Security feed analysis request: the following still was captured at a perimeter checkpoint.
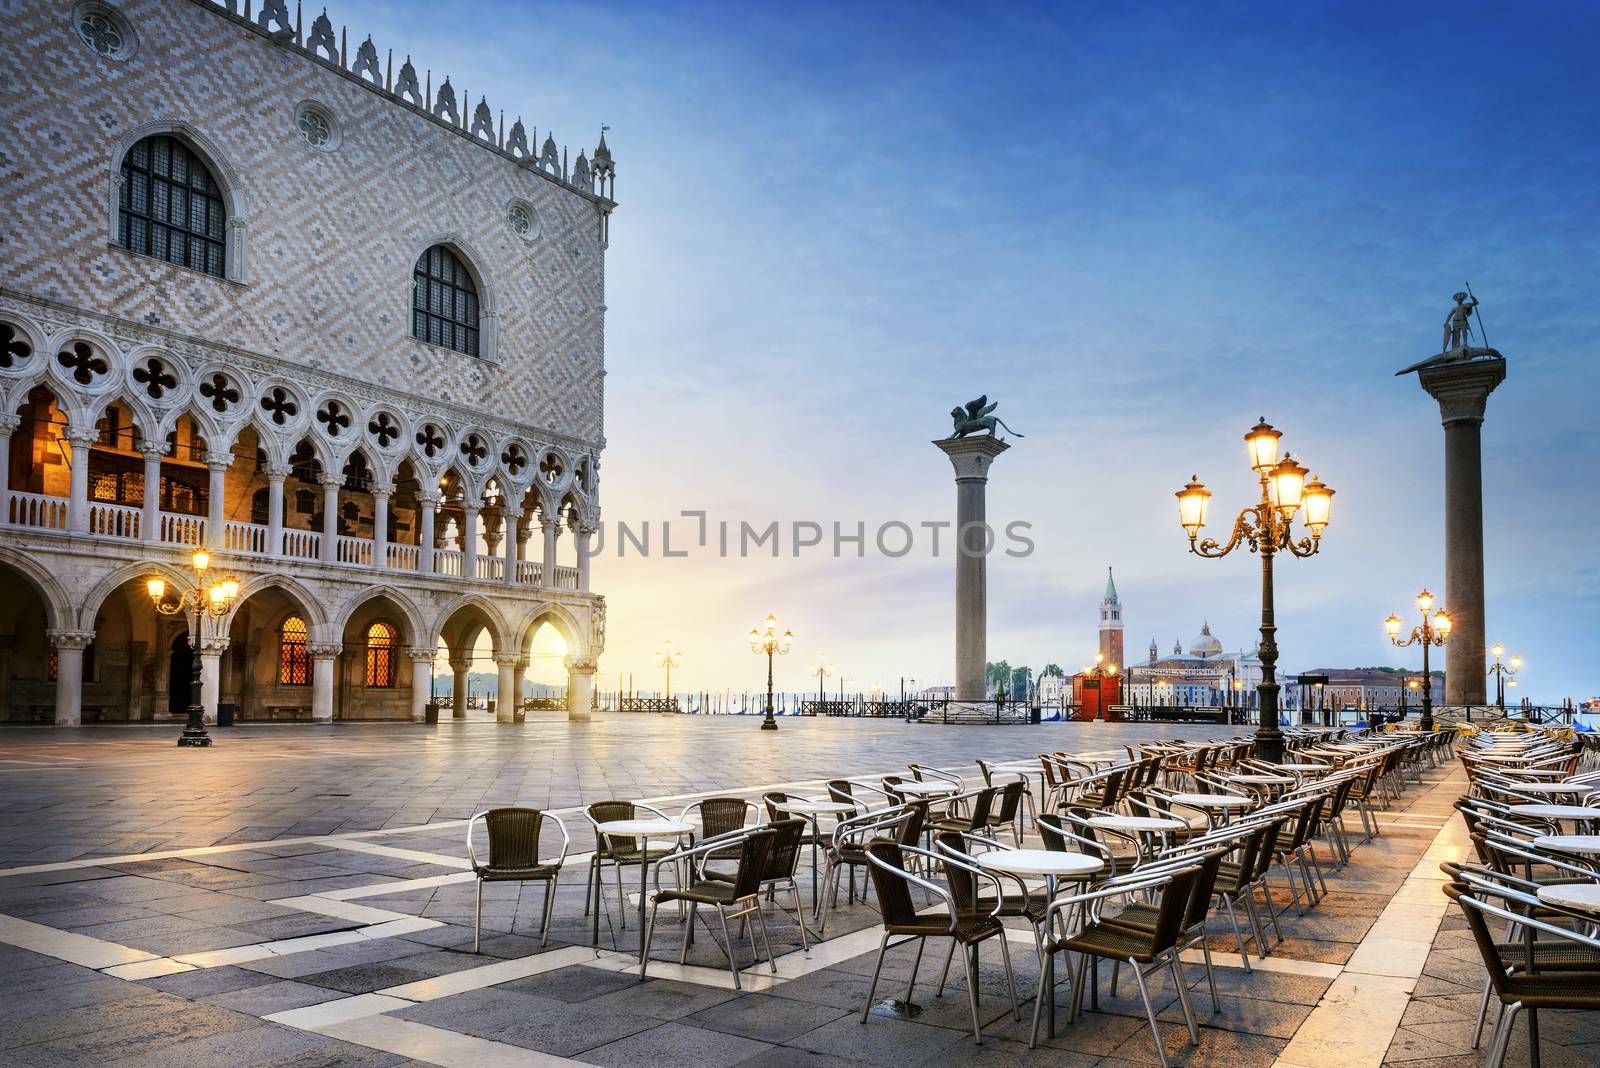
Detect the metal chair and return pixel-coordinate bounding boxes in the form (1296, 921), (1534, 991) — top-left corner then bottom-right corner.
(860, 840), (1018, 1045)
(640, 827), (778, 990)
(466, 807), (569, 952)
(583, 799), (677, 929)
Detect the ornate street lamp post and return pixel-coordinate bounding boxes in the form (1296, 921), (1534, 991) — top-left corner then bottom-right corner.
(146, 549), (239, 748)
(654, 641), (682, 712)
(749, 614), (792, 731)
(811, 652), (834, 706)
(1487, 643), (1522, 713)
(1177, 418), (1335, 762)
(1385, 590), (1452, 732)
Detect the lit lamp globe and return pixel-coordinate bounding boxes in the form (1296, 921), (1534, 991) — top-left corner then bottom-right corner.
(1510, 656), (1522, 670)
(146, 577), (166, 603)
(1176, 476), (1211, 540)
(192, 549), (210, 574)
(1433, 611), (1452, 638)
(1245, 418), (1282, 473)
(1269, 454), (1308, 514)
(1384, 614), (1403, 638)
(1302, 476), (1334, 537)
(1416, 589), (1434, 613)
(1492, 643), (1504, 659)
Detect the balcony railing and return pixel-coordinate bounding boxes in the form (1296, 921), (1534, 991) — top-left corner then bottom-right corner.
(1, 493), (588, 592)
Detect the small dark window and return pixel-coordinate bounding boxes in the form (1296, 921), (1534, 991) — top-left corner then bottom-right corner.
(118, 135), (227, 277)
(412, 245), (480, 357)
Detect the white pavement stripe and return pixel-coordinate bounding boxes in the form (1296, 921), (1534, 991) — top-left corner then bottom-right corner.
(378, 946), (593, 1002)
(0, 912), (160, 969)
(316, 1015), (587, 1068)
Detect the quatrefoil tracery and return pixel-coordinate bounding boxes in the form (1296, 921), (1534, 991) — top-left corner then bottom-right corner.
(57, 341), (109, 385)
(132, 357), (177, 399)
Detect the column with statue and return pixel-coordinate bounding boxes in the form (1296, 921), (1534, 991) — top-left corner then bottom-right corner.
(933, 397), (1021, 705)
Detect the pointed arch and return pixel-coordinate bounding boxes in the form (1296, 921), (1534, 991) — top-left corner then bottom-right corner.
(331, 585), (427, 645)
(221, 573), (327, 635)
(517, 601), (588, 660)
(431, 592), (510, 654)
(109, 120), (249, 282)
(0, 545), (74, 632)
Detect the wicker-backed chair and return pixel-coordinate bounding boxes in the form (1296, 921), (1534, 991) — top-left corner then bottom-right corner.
(818, 801), (928, 934)
(640, 828), (777, 990)
(681, 797), (753, 865)
(861, 840), (1017, 1044)
(1446, 881), (1600, 1068)
(584, 800), (678, 929)
(1030, 865), (1206, 1067)
(706, 817), (811, 950)
(466, 807), (569, 951)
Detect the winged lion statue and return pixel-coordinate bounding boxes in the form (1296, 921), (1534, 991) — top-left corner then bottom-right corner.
(949, 396), (1023, 439)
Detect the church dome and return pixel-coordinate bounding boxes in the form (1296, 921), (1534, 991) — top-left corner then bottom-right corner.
(1189, 621), (1223, 658)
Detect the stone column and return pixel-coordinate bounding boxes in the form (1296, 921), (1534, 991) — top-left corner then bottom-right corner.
(0, 415), (20, 523)
(417, 491), (439, 574)
(932, 436), (1010, 701)
(264, 463), (289, 556)
(1418, 357), (1506, 706)
(198, 635), (228, 724)
(407, 648), (433, 721)
(576, 526), (594, 592)
(64, 428), (95, 533)
(205, 451), (230, 549)
(371, 483), (392, 570)
(449, 656), (470, 718)
(309, 642), (341, 721)
(541, 519), (559, 586)
(494, 653), (519, 723)
(47, 630), (94, 726)
(140, 443), (166, 543)
(462, 503), (480, 579)
(502, 508), (521, 584)
(319, 475), (341, 563)
(565, 655), (597, 722)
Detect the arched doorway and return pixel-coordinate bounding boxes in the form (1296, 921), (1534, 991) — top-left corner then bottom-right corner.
(0, 560), (54, 722)
(167, 632), (193, 718)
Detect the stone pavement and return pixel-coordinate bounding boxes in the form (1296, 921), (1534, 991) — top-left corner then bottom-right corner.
(0, 716), (1525, 1068)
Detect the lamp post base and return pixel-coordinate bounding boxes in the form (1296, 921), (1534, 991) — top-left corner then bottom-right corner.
(178, 704), (212, 747)
(760, 718), (778, 731)
(1251, 728), (1284, 764)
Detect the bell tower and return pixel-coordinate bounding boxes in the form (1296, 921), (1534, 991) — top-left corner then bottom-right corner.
(1098, 567), (1124, 668)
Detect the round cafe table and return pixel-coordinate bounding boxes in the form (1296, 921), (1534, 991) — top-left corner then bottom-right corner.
(1508, 804), (1600, 829)
(593, 817), (694, 946)
(1507, 782), (1594, 798)
(1086, 814), (1186, 861)
(774, 798), (855, 914)
(895, 780), (960, 797)
(1172, 792), (1254, 826)
(1275, 763), (1332, 774)
(1532, 835), (1600, 856)
(977, 849), (1105, 1038)
(1499, 769), (1566, 779)
(1536, 883), (1600, 913)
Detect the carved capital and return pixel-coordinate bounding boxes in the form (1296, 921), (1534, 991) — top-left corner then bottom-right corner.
(564, 655), (599, 675)
(62, 427), (98, 448)
(405, 647), (435, 663)
(204, 451), (233, 470)
(46, 630), (95, 650)
(447, 658), (471, 672)
(370, 482), (395, 499)
(416, 491), (443, 508)
(139, 441), (169, 462)
(493, 653), (522, 668)
(306, 642), (344, 660)
(1418, 358), (1507, 428)
(264, 462), (292, 480)
(319, 474), (343, 489)
(198, 636), (231, 655)
(0, 415), (21, 435)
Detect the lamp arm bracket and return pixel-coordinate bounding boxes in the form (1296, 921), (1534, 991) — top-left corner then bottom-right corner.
(1192, 507), (1258, 558)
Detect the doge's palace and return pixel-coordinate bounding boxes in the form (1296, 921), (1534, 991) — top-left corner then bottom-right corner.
(0, 0), (615, 725)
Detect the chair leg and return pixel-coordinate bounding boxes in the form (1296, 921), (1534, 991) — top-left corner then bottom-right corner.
(1220, 894), (1252, 971)
(539, 875), (557, 947)
(1130, 957), (1171, 1068)
(754, 899), (777, 973)
(680, 902), (696, 964)
(937, 940), (957, 998)
(789, 882), (811, 952)
(473, 878), (483, 954)
(1240, 892), (1269, 960)
(1028, 947), (1052, 1048)
(639, 900), (660, 979)
(1169, 953), (1199, 1045)
(717, 907), (742, 990)
(584, 856), (594, 916)
(904, 936), (926, 1005)
(996, 933), (1019, 1022)
(1198, 928), (1220, 1013)
(1471, 976), (1493, 1048)
(1257, 877), (1285, 943)
(861, 933), (891, 1024)
(1488, 1002), (1520, 1068)
(614, 860), (628, 930)
(1526, 1005), (1540, 1068)
(961, 941), (983, 1044)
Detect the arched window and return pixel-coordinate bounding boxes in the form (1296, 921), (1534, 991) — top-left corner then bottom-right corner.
(118, 135), (227, 277)
(279, 615), (310, 686)
(412, 246), (480, 356)
(364, 621), (397, 687)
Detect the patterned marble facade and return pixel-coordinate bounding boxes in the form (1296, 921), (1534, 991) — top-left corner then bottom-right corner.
(0, 0), (615, 725)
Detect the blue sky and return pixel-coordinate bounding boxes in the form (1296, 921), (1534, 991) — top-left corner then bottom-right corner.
(343, 1), (1600, 701)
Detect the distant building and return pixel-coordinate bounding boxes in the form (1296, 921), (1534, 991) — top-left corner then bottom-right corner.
(1297, 669), (1445, 712)
(1098, 567), (1124, 668)
(1125, 624), (1262, 709)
